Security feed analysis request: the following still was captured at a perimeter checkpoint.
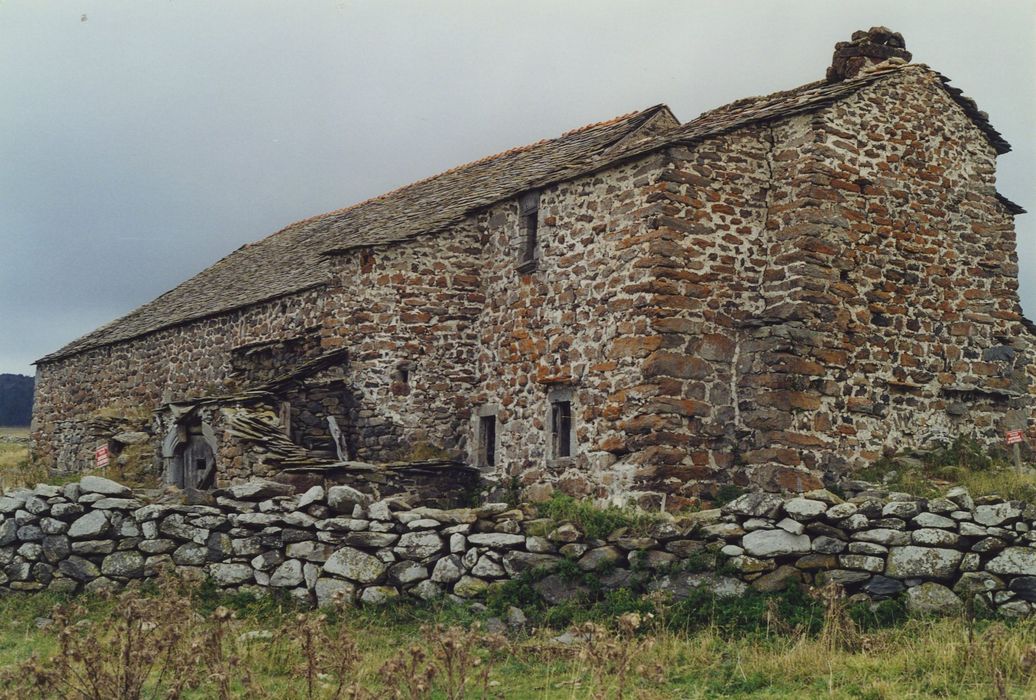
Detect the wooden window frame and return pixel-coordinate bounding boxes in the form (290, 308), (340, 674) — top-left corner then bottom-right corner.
(517, 191), (540, 273)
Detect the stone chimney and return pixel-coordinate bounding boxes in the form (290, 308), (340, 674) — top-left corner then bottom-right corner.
(827, 27), (912, 82)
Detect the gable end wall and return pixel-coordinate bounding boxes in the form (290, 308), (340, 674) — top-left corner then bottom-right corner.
(738, 68), (1035, 487)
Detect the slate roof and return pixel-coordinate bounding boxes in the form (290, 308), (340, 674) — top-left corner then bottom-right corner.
(41, 106), (674, 362)
(41, 63), (1014, 363)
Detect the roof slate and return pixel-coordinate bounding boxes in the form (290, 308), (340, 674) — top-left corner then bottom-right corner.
(40, 64), (1014, 363)
(41, 106), (672, 362)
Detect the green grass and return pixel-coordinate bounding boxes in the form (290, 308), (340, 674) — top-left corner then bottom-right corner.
(1, 584), (1035, 698)
(859, 436), (1036, 501)
(535, 492), (663, 539)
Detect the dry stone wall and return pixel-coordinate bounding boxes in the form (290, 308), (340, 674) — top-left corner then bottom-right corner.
(4, 476), (1036, 618)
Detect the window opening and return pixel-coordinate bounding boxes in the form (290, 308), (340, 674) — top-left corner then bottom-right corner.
(551, 400), (572, 458)
(479, 415), (497, 467)
(279, 401), (292, 439)
(517, 191), (539, 272)
(359, 249), (375, 273)
(390, 364), (412, 396)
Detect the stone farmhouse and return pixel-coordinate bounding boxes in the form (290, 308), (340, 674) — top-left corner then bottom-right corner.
(31, 29), (1033, 510)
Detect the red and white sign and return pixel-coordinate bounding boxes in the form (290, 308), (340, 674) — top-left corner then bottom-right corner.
(95, 445), (111, 468)
(1005, 430), (1025, 446)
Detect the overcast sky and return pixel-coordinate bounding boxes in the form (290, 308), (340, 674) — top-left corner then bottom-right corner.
(1, 0), (1033, 377)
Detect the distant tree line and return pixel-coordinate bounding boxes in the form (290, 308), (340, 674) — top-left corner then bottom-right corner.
(0, 374), (34, 426)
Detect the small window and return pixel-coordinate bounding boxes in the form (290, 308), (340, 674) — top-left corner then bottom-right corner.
(390, 365), (412, 396)
(517, 191), (539, 272)
(359, 249), (375, 273)
(478, 415), (497, 468)
(551, 399), (572, 459)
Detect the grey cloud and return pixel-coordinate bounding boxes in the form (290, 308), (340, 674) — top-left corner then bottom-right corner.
(0, 0), (1032, 376)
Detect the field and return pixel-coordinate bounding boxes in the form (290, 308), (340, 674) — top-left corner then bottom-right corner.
(0, 426), (41, 489)
(1, 436), (1035, 697)
(0, 579), (1033, 699)
(0, 426), (28, 469)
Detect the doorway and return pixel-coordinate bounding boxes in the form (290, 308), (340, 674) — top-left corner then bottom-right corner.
(171, 427), (215, 490)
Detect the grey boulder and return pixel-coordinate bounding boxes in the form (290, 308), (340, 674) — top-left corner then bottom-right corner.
(742, 529), (811, 558)
(79, 476), (132, 497)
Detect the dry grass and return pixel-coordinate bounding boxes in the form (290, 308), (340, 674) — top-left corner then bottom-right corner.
(860, 437), (1036, 503)
(0, 429), (161, 492)
(0, 578), (1034, 699)
(0, 424), (36, 484)
(0, 427), (43, 488)
(105, 442), (162, 490)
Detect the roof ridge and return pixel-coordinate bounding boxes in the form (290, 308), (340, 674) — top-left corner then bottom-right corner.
(560, 104), (667, 137)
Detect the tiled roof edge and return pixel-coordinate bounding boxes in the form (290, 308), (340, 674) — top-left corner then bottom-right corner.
(934, 70), (1012, 155)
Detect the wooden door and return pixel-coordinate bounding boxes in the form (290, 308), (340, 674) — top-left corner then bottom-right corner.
(177, 435), (215, 490)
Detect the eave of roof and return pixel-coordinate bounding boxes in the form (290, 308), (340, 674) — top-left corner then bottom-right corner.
(934, 72), (1011, 155)
(996, 193), (1027, 216)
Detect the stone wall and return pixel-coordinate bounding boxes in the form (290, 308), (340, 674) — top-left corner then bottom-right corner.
(619, 124), (787, 505)
(611, 67), (1035, 504)
(321, 223), (485, 462)
(4, 476), (1036, 618)
(469, 153), (673, 503)
(32, 288), (329, 473)
(739, 68), (1035, 482)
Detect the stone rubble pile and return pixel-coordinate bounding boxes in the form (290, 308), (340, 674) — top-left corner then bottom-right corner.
(1, 476), (1036, 617)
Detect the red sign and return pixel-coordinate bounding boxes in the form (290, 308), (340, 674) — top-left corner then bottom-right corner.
(1005, 430), (1025, 446)
(95, 445), (111, 468)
